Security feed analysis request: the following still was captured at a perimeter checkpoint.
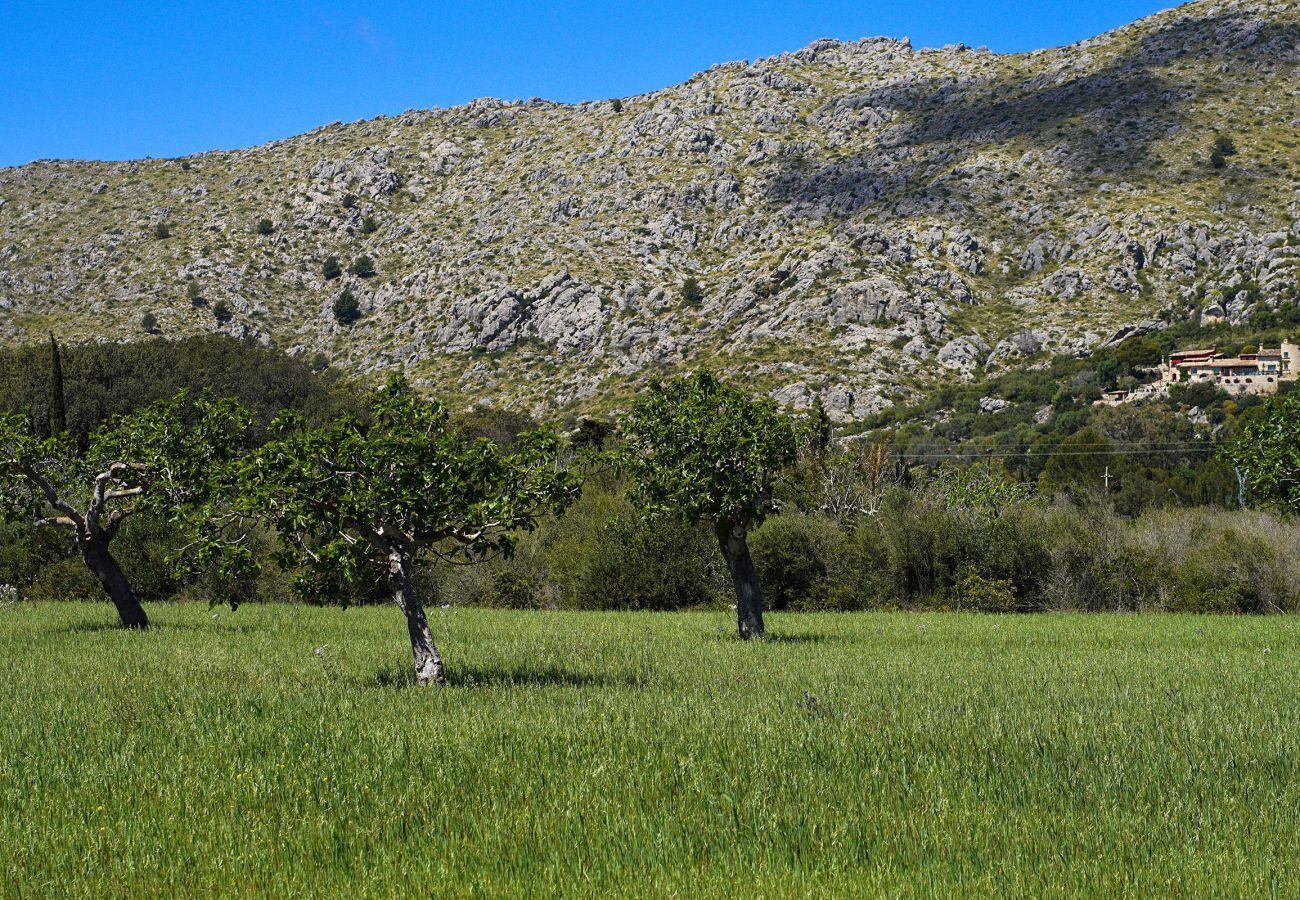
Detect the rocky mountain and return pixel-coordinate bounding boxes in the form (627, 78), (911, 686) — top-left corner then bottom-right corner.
(1, 0), (1298, 420)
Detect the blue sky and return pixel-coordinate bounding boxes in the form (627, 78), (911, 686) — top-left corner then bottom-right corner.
(0, 1), (1175, 166)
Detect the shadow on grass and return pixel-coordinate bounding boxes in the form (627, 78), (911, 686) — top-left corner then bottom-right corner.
(50, 618), (262, 636)
(704, 630), (842, 645)
(372, 661), (647, 690)
(760, 633), (843, 645)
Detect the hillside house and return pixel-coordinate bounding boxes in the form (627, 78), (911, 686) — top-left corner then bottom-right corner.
(1095, 341), (1299, 406)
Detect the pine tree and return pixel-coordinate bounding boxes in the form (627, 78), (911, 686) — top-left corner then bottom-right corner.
(333, 288), (361, 325)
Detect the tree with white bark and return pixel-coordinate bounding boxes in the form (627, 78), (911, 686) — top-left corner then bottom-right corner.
(226, 375), (576, 685)
(620, 370), (800, 639)
(0, 392), (252, 628)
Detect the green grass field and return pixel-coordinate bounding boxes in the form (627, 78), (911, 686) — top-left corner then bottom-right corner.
(1, 603), (1298, 898)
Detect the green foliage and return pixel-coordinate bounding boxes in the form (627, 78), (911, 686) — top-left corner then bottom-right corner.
(611, 98), (623, 113)
(680, 276), (704, 307)
(341, 193), (357, 210)
(0, 392), (250, 552)
(321, 256), (342, 280)
(621, 370), (799, 532)
(255, 218), (275, 236)
(1210, 133), (1238, 170)
(453, 405), (539, 448)
(332, 288), (361, 326)
(954, 573), (1017, 612)
(349, 255), (376, 278)
(230, 375), (577, 602)
(185, 280), (205, 305)
(571, 417), (615, 452)
(152, 222), (170, 240)
(47, 333), (66, 438)
(212, 300), (233, 323)
(0, 334), (356, 447)
(360, 215), (378, 235)
(569, 510), (723, 610)
(140, 312), (159, 334)
(749, 512), (838, 610)
(1225, 391), (1300, 515)
(936, 462), (1033, 515)
(1038, 427), (1111, 502)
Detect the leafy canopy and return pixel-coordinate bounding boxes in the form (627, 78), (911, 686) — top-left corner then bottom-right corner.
(1224, 391), (1300, 515)
(620, 370), (799, 530)
(0, 391), (251, 533)
(233, 375), (576, 599)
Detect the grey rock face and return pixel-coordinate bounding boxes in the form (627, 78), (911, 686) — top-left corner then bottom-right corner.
(1, 0), (1298, 423)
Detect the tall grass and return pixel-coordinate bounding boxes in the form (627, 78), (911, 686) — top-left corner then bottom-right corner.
(2, 603), (1298, 896)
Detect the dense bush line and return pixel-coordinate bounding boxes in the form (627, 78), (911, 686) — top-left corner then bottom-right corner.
(2, 334), (1297, 619)
(419, 479), (1300, 615)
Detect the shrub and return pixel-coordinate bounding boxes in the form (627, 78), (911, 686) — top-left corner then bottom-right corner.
(186, 280), (205, 306)
(341, 193), (358, 210)
(212, 300), (232, 323)
(611, 98), (623, 113)
(361, 215), (378, 235)
(322, 256), (342, 280)
(749, 512), (840, 610)
(141, 312), (159, 334)
(255, 218), (275, 236)
(954, 573), (1017, 612)
(332, 289), (361, 325)
(152, 222), (171, 239)
(680, 276), (704, 306)
(569, 511), (724, 611)
(349, 255), (376, 278)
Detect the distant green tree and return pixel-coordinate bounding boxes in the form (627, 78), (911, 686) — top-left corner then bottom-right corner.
(186, 280), (205, 306)
(808, 396), (833, 459)
(332, 289), (361, 325)
(47, 333), (66, 438)
(349, 255), (377, 278)
(360, 215), (378, 235)
(152, 222), (171, 239)
(1038, 427), (1113, 501)
(341, 193), (358, 210)
(212, 300), (233, 323)
(1225, 391), (1300, 515)
(611, 98), (624, 113)
(321, 255), (343, 280)
(1210, 134), (1237, 170)
(571, 417), (615, 452)
(620, 370), (800, 638)
(141, 312), (159, 334)
(255, 218), (275, 236)
(681, 276), (705, 306)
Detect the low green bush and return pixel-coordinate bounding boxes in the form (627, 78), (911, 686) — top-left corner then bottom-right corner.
(749, 512), (840, 610)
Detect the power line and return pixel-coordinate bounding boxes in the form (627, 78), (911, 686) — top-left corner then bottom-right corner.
(893, 447), (1220, 460)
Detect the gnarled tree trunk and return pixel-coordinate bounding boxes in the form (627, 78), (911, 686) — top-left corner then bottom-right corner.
(717, 521), (764, 639)
(80, 538), (148, 629)
(387, 548), (446, 686)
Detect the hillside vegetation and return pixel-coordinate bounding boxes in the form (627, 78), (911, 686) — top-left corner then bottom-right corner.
(1, 0), (1298, 418)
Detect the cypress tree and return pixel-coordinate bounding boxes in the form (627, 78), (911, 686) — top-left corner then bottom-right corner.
(48, 332), (67, 436)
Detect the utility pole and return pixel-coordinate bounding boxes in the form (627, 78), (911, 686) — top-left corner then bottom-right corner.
(1235, 467), (1247, 509)
(1102, 465), (1112, 494)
